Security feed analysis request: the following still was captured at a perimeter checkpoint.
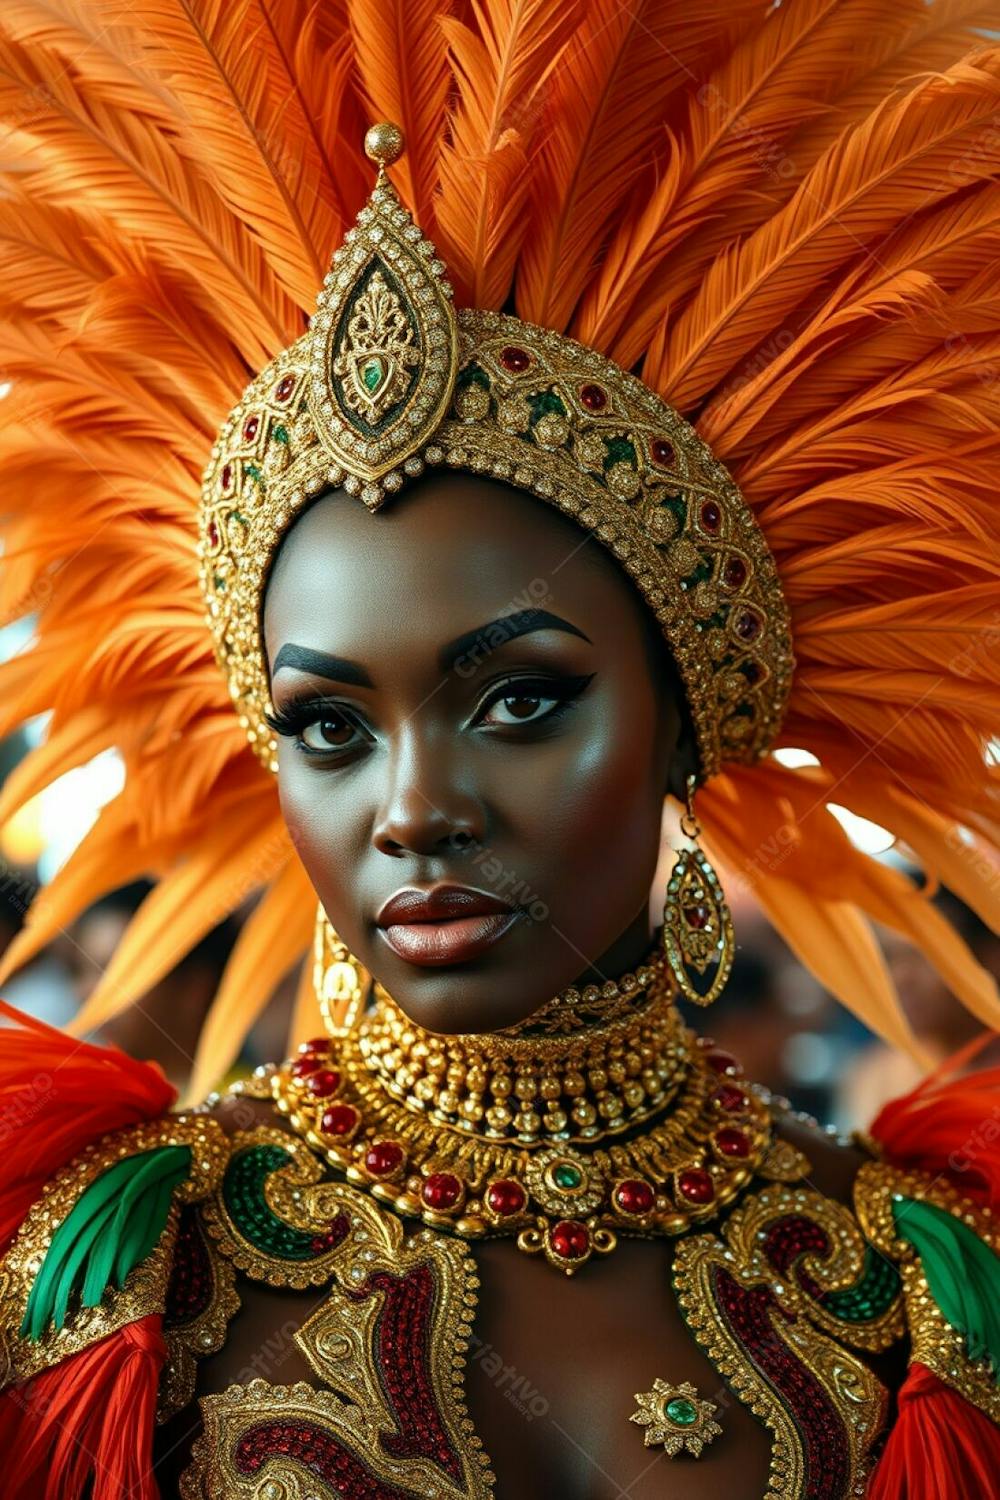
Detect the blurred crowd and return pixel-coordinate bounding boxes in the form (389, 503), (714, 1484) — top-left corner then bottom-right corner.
(0, 834), (997, 1132)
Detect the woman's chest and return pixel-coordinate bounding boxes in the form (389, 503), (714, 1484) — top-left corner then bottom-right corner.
(156, 1169), (898, 1500)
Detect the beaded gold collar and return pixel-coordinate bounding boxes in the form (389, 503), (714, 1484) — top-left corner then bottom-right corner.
(271, 973), (773, 1274)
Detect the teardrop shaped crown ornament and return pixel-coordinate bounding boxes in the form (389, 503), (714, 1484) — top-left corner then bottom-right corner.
(305, 121), (459, 507)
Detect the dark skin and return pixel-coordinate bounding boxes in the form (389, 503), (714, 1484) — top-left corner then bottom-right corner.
(262, 471), (696, 1034)
(152, 474), (906, 1497)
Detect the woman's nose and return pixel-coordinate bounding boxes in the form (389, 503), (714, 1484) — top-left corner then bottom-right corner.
(371, 728), (485, 857)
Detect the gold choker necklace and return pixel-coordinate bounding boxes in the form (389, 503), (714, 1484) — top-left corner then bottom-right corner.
(272, 967), (774, 1274)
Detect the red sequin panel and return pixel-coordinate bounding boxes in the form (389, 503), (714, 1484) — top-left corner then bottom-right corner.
(712, 1265), (850, 1500)
(762, 1214), (829, 1302)
(165, 1204), (213, 1327)
(235, 1419), (421, 1498)
(348, 1265), (463, 1483)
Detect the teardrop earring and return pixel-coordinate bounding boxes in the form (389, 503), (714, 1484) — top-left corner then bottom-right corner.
(313, 904), (368, 1038)
(662, 774), (734, 1006)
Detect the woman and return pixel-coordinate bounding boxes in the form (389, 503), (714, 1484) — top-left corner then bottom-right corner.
(0, 5), (999, 1496)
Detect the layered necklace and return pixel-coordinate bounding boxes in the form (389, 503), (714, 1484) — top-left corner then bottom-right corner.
(272, 948), (773, 1273)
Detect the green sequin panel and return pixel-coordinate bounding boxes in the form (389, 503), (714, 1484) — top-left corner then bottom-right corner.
(822, 1246), (902, 1323)
(222, 1144), (322, 1261)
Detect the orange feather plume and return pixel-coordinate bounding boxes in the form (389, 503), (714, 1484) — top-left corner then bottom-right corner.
(0, 0), (998, 1099)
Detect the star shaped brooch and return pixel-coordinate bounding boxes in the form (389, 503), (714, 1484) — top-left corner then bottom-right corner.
(629, 1379), (722, 1457)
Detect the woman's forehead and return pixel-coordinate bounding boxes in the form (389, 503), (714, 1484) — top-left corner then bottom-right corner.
(262, 472), (647, 660)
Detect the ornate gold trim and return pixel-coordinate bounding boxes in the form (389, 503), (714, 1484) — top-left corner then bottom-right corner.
(181, 1174), (494, 1498)
(854, 1160), (1000, 1424)
(674, 1220), (889, 1499)
(0, 1114), (229, 1389)
(158, 1203), (241, 1424)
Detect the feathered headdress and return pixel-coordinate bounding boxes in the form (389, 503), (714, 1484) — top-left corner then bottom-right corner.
(1, 0), (999, 1109)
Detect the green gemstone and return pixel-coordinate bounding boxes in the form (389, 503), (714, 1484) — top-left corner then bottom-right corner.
(665, 1397), (698, 1427)
(273, 423), (289, 444)
(552, 1163), (582, 1190)
(362, 357), (384, 391)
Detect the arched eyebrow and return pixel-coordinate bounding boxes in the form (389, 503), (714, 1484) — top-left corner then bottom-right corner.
(438, 609), (592, 672)
(270, 609), (592, 689)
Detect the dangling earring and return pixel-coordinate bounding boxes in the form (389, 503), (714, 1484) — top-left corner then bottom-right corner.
(662, 774), (734, 1006)
(313, 904), (368, 1038)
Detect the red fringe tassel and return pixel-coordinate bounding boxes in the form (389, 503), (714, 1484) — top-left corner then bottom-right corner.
(0, 1315), (168, 1500)
(0, 1001), (177, 1499)
(0, 997), (176, 1255)
(867, 1363), (1000, 1499)
(868, 1041), (1000, 1497)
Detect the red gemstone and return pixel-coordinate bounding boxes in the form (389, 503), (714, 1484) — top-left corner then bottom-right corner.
(299, 1036), (330, 1054)
(275, 374), (296, 402)
(207, 517), (220, 548)
(220, 463), (233, 491)
(651, 438), (674, 467)
(305, 1068), (341, 1098)
(243, 414), (260, 442)
(365, 1140), (404, 1177)
(700, 500), (721, 532)
(421, 1172), (463, 1210)
(319, 1103), (359, 1137)
(500, 346), (530, 372)
(683, 903), (711, 929)
(550, 1220), (590, 1260)
(486, 1179), (526, 1217)
(735, 609), (761, 641)
(716, 1126), (752, 1158)
(580, 383), (607, 411)
(723, 556), (748, 588)
(706, 1050), (743, 1077)
(743, 660), (763, 686)
(614, 1179), (655, 1215)
(677, 1168), (715, 1205)
(714, 1083), (748, 1113)
(291, 1055), (323, 1078)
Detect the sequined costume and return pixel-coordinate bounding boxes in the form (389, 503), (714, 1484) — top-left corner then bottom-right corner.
(1, 2), (1000, 1496)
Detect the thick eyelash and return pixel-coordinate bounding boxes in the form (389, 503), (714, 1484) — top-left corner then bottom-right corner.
(473, 673), (595, 724)
(263, 673), (595, 748)
(263, 695), (355, 740)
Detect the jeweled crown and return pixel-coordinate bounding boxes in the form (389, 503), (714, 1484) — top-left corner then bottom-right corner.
(199, 123), (793, 780)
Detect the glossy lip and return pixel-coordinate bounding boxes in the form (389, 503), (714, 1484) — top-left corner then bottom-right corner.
(376, 884), (523, 967)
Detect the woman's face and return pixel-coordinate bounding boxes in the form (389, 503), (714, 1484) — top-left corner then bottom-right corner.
(262, 472), (693, 1034)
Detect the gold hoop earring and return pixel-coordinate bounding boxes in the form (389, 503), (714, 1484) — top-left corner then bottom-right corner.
(662, 774), (734, 1006)
(313, 904), (368, 1038)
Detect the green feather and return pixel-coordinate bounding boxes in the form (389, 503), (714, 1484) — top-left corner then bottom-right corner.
(892, 1196), (1000, 1380)
(21, 1144), (192, 1341)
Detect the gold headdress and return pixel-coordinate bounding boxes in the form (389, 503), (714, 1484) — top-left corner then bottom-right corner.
(0, 0), (998, 1107)
(203, 124), (792, 780)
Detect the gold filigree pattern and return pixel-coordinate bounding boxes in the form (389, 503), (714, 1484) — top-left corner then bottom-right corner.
(0, 1114), (229, 1388)
(854, 1161), (1000, 1424)
(158, 1203), (242, 1424)
(180, 1177), (494, 1499)
(199, 1125), (356, 1290)
(673, 1203), (890, 1500)
(199, 141), (793, 782)
(720, 1183), (905, 1352)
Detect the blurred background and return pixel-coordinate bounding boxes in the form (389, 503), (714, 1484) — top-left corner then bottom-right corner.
(1, 622), (997, 1130)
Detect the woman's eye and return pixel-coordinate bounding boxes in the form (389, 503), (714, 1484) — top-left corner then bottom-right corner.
(479, 687), (564, 727)
(299, 713), (358, 752)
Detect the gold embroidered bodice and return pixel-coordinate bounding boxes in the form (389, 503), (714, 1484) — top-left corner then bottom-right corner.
(3, 1029), (999, 1499)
